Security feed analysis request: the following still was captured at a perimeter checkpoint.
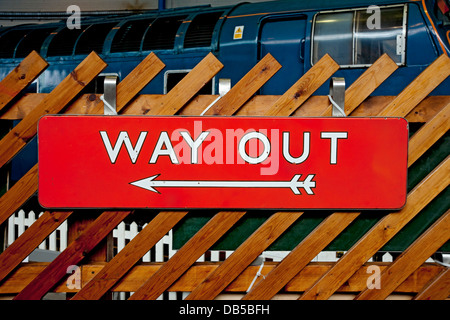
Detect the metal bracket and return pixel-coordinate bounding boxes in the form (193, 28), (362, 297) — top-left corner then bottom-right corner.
(101, 75), (118, 115)
(200, 78), (231, 116)
(329, 77), (346, 117)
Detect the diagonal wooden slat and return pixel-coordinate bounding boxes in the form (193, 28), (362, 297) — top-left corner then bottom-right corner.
(0, 163), (38, 226)
(204, 53), (281, 115)
(241, 106), (447, 299)
(297, 56), (450, 300)
(13, 210), (130, 300)
(152, 52), (223, 115)
(377, 54), (450, 117)
(408, 102), (450, 167)
(413, 268), (450, 300)
(110, 55), (285, 300)
(265, 54), (339, 116)
(71, 211), (188, 300)
(185, 211), (305, 300)
(116, 52), (165, 113)
(355, 210), (450, 300)
(0, 51), (48, 113)
(176, 54), (398, 300)
(321, 53), (398, 116)
(0, 52), (166, 295)
(129, 211), (246, 300)
(0, 53), (165, 227)
(299, 155), (450, 300)
(68, 53), (227, 300)
(0, 52), (107, 169)
(0, 211), (72, 283)
(172, 55), (336, 300)
(242, 212), (360, 300)
(237, 54), (400, 300)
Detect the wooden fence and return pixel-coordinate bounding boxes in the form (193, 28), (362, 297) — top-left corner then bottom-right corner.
(0, 50), (448, 300)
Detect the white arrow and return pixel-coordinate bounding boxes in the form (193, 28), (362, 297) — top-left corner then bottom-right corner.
(130, 174), (315, 195)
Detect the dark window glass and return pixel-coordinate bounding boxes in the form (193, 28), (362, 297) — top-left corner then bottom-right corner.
(75, 23), (117, 55)
(0, 29), (28, 58)
(15, 27), (56, 58)
(111, 19), (154, 52)
(184, 12), (222, 48)
(142, 15), (187, 50)
(47, 27), (86, 56)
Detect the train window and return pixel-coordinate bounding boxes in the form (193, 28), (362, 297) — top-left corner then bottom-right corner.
(75, 23), (117, 55)
(312, 12), (354, 66)
(0, 29), (28, 58)
(354, 7), (405, 65)
(15, 27), (56, 58)
(142, 15), (187, 51)
(111, 19), (154, 53)
(184, 12), (223, 48)
(47, 26), (87, 56)
(312, 5), (406, 67)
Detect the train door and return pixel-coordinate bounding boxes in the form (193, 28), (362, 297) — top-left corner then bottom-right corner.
(258, 15), (306, 95)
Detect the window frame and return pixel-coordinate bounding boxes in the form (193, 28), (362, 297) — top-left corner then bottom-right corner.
(311, 4), (408, 68)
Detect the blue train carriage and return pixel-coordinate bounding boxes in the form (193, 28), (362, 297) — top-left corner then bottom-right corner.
(0, 0), (449, 254)
(0, 0), (448, 96)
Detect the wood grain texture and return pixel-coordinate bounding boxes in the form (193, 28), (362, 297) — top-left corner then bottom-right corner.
(355, 210), (450, 300)
(264, 54), (339, 116)
(204, 53), (281, 115)
(243, 212), (360, 300)
(0, 51), (48, 113)
(2, 94), (447, 123)
(129, 211), (246, 300)
(0, 51), (107, 169)
(321, 53), (398, 116)
(71, 211), (188, 300)
(116, 52), (165, 112)
(408, 102), (450, 166)
(13, 211), (130, 300)
(299, 156), (450, 300)
(151, 52), (223, 115)
(378, 54), (450, 117)
(0, 164), (38, 226)
(1, 263), (443, 295)
(414, 268), (450, 300)
(185, 211), (304, 300)
(0, 211), (72, 283)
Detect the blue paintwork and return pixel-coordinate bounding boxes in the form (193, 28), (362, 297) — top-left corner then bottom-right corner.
(1, 0), (449, 182)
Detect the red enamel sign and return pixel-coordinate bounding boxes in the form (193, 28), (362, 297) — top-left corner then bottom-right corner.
(38, 116), (408, 210)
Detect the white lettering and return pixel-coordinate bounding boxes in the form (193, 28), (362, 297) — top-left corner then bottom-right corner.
(321, 132), (348, 164)
(66, 5), (81, 30)
(150, 131), (179, 164)
(100, 131), (147, 164)
(367, 5), (381, 30)
(366, 265), (381, 289)
(179, 131), (210, 164)
(283, 131), (310, 164)
(239, 131), (271, 164)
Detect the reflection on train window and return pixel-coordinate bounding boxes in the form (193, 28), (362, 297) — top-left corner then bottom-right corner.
(312, 5), (406, 67)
